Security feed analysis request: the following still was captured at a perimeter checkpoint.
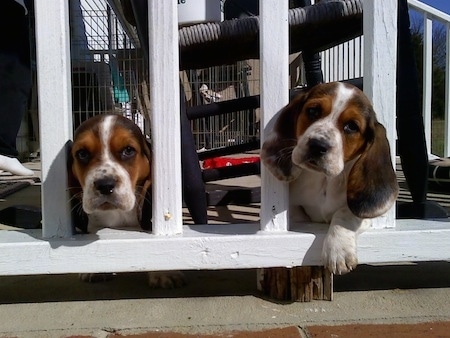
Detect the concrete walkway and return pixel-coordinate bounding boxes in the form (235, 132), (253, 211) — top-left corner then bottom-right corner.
(1, 262), (450, 337)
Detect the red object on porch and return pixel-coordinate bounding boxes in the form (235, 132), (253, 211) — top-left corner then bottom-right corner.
(202, 156), (260, 169)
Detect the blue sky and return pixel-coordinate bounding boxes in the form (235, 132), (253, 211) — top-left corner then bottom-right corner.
(418, 0), (450, 15)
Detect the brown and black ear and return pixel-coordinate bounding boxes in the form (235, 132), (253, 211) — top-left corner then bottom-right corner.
(347, 122), (399, 218)
(261, 90), (307, 181)
(139, 139), (152, 230)
(67, 140), (89, 233)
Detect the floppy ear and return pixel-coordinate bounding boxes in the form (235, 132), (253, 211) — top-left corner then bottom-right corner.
(261, 91), (307, 181)
(347, 122), (399, 218)
(66, 140), (89, 233)
(139, 139), (152, 230)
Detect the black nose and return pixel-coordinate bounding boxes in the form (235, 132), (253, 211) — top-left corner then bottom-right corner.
(94, 177), (116, 195)
(308, 138), (331, 157)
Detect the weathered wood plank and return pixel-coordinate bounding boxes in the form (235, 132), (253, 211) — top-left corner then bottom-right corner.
(258, 266), (332, 302)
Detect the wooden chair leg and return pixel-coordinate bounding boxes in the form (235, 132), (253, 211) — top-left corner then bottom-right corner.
(257, 266), (333, 302)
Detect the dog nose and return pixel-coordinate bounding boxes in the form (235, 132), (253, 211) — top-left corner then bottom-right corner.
(308, 138), (331, 157)
(94, 177), (116, 195)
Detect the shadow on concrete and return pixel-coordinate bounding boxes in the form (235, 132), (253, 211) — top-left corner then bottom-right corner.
(1, 262), (450, 304)
(334, 261), (450, 292)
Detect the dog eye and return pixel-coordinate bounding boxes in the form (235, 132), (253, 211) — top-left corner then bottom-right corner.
(306, 106), (321, 121)
(344, 121), (360, 134)
(76, 149), (91, 164)
(121, 146), (136, 160)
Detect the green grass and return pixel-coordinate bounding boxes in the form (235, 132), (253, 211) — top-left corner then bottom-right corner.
(432, 119), (446, 157)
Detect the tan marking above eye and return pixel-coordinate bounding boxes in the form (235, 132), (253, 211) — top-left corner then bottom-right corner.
(339, 106), (368, 161)
(295, 96), (334, 137)
(72, 132), (101, 162)
(110, 128), (142, 160)
(304, 97), (333, 117)
(305, 105), (321, 121)
(339, 106), (366, 137)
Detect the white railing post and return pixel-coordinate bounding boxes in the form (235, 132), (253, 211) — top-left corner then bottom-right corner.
(34, 0), (73, 238)
(408, 0), (450, 157)
(423, 13), (433, 156)
(148, 1), (183, 235)
(445, 22), (450, 157)
(260, 0), (290, 232)
(363, 0), (398, 228)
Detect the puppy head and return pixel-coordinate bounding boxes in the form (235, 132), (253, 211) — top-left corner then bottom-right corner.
(262, 82), (398, 218)
(262, 83), (368, 178)
(292, 82), (373, 177)
(69, 114), (151, 217)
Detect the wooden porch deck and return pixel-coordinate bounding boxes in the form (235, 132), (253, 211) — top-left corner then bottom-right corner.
(0, 157), (448, 229)
(182, 156), (450, 224)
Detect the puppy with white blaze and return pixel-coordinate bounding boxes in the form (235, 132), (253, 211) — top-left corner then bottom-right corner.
(69, 114), (185, 288)
(261, 82), (399, 275)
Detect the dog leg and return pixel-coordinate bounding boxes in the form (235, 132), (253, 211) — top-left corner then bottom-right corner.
(322, 208), (371, 275)
(147, 271), (187, 289)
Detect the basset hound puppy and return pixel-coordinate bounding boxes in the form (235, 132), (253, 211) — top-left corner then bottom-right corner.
(69, 114), (152, 232)
(69, 114), (185, 288)
(261, 82), (399, 275)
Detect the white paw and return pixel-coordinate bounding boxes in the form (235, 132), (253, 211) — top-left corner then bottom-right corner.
(148, 271), (187, 289)
(322, 228), (358, 275)
(79, 273), (115, 283)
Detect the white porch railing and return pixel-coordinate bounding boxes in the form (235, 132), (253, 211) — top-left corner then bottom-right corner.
(321, 36), (364, 83)
(408, 0), (450, 157)
(322, 0), (450, 158)
(0, 1), (450, 279)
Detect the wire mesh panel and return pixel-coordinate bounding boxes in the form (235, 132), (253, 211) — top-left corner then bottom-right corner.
(182, 60), (260, 151)
(70, 0), (147, 133)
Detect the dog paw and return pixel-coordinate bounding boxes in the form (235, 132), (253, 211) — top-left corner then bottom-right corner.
(322, 229), (358, 275)
(148, 271), (187, 289)
(79, 273), (115, 283)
